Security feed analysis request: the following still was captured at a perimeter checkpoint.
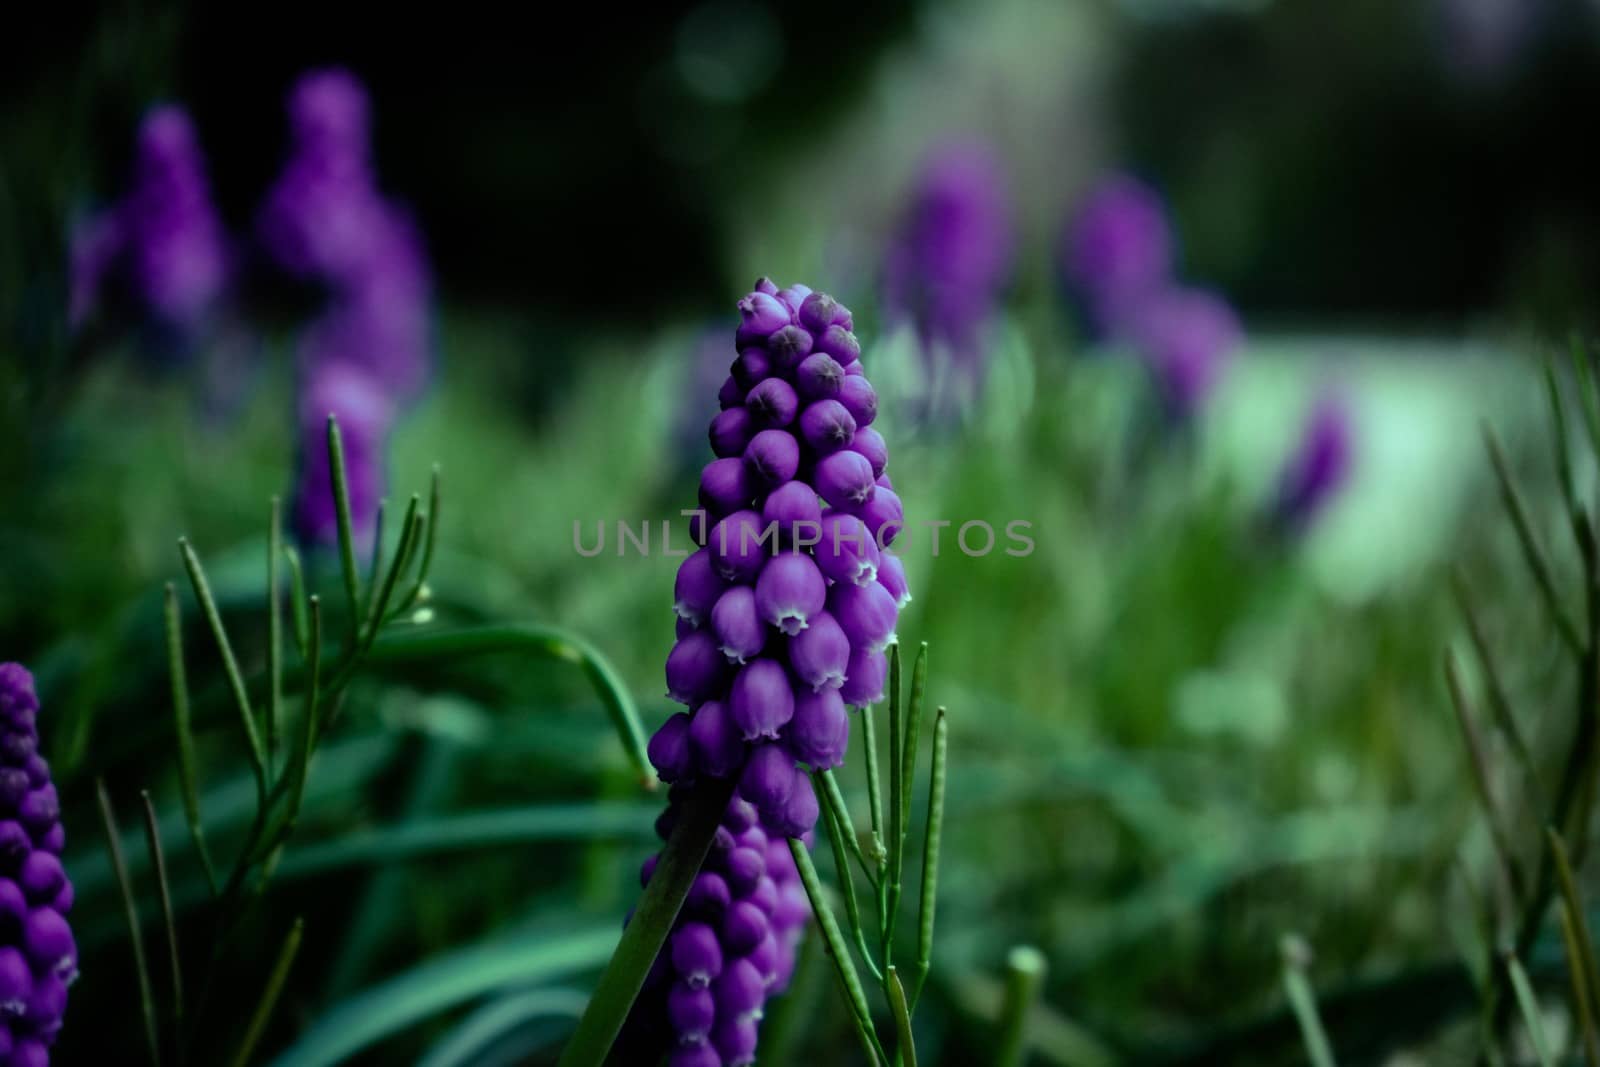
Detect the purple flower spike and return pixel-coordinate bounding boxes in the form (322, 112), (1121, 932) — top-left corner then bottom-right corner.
(668, 981), (717, 1043)
(1064, 173), (1173, 336)
(795, 353), (846, 401)
(746, 378), (799, 428)
(815, 451), (877, 510)
(729, 660), (795, 741)
(1273, 392), (1353, 531)
(709, 407), (755, 459)
(648, 712), (694, 783)
(814, 513), (880, 587)
(754, 553), (826, 636)
(739, 743), (796, 811)
(798, 400), (857, 454)
(837, 376), (878, 427)
(743, 430), (800, 488)
(710, 510), (773, 583)
(674, 548), (727, 627)
(689, 701), (745, 778)
(787, 611), (851, 695)
(671, 923), (724, 989)
(699, 457), (755, 518)
(786, 688), (849, 769)
(1131, 287), (1241, 420)
(828, 581), (899, 653)
(840, 646), (890, 707)
(666, 631), (728, 705)
(761, 482), (822, 541)
(711, 587), (767, 665)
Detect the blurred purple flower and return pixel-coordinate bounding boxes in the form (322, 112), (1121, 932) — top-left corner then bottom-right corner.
(883, 141), (1015, 379)
(1062, 174), (1173, 338)
(1128, 286), (1241, 421)
(1273, 392), (1353, 531)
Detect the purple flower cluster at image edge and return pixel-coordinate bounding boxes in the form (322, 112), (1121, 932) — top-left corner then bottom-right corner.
(0, 665), (76, 1067)
(69, 105), (231, 342)
(1063, 173), (1242, 420)
(630, 279), (911, 1066)
(259, 68), (433, 548)
(1273, 392), (1353, 531)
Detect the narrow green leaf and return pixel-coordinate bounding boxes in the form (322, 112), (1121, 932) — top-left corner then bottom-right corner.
(899, 642), (928, 853)
(1280, 936), (1337, 1067)
(886, 966), (918, 1067)
(558, 776), (734, 1067)
(1558, 903), (1600, 1067)
(368, 624), (653, 788)
(163, 583), (216, 895)
(397, 464), (441, 614)
(364, 493), (420, 647)
(98, 780), (162, 1067)
(1452, 571), (1540, 810)
(365, 498), (388, 618)
(995, 945), (1047, 1067)
(268, 496), (284, 773)
(912, 709), (947, 1009)
(818, 768), (877, 888)
(139, 791), (184, 1029)
(272, 925), (618, 1067)
(327, 415), (363, 635)
(1507, 953), (1555, 1067)
(815, 770), (881, 982)
(788, 838), (886, 1067)
(1547, 828), (1600, 1024)
(1444, 651), (1525, 903)
(416, 988), (587, 1067)
(1569, 334), (1600, 465)
(286, 597), (323, 830)
(1483, 423), (1582, 655)
(284, 545), (310, 662)
(179, 538), (267, 799)
(229, 917), (305, 1067)
(1544, 360), (1580, 525)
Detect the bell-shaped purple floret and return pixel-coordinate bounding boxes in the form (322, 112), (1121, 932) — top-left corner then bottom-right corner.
(742, 429), (800, 488)
(671, 922), (724, 989)
(721, 901), (770, 958)
(669, 1045), (721, 1067)
(668, 981), (716, 1044)
(648, 712), (694, 783)
(689, 701), (745, 778)
(772, 774), (819, 839)
(787, 611), (850, 692)
(754, 553), (826, 636)
(856, 485), (905, 548)
(709, 510), (772, 583)
(739, 743), (796, 811)
(0, 945), (30, 1011)
(711, 586), (766, 665)
(700, 457), (754, 517)
(724, 846), (765, 897)
(746, 378), (799, 428)
(798, 399), (857, 454)
(714, 1015), (760, 1066)
(709, 406), (755, 459)
(729, 660), (795, 740)
(815, 450), (876, 510)
(786, 688), (849, 769)
(814, 513), (879, 587)
(673, 548), (726, 628)
(878, 553), (912, 608)
(761, 481), (821, 543)
(829, 580), (899, 653)
(715, 956), (768, 1022)
(848, 427), (888, 478)
(23, 908), (75, 980)
(687, 871), (732, 917)
(795, 353), (845, 401)
(840, 646), (889, 707)
(837, 375), (878, 427)
(666, 630), (728, 705)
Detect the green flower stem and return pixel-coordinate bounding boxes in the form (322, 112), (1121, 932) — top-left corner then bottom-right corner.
(1443, 651), (1526, 902)
(912, 709), (947, 1009)
(1506, 954), (1555, 1067)
(1557, 903), (1600, 1067)
(900, 643), (927, 851)
(99, 780), (162, 1067)
(886, 966), (918, 1067)
(1280, 936), (1337, 1067)
(1547, 829), (1600, 1025)
(229, 917), (305, 1067)
(268, 497), (283, 773)
(327, 415), (363, 638)
(788, 838), (887, 1067)
(1452, 571), (1540, 811)
(818, 768), (877, 888)
(886, 645), (903, 963)
(179, 537), (267, 804)
(860, 701), (886, 868)
(364, 493), (420, 647)
(815, 770), (881, 982)
(140, 791), (185, 1032)
(1569, 337), (1600, 466)
(557, 775), (734, 1067)
(1483, 424), (1581, 656)
(284, 545), (310, 662)
(995, 945), (1047, 1067)
(396, 464), (441, 614)
(164, 582), (216, 895)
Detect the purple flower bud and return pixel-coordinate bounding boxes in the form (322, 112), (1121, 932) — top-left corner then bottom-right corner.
(745, 378), (799, 428)
(1, 731), (36, 766)
(722, 797), (757, 834)
(666, 631), (728, 705)
(815, 451), (877, 510)
(709, 510), (773, 583)
(1273, 392), (1353, 531)
(649, 712), (694, 783)
(829, 581), (898, 653)
(742, 430), (800, 488)
(655, 808), (678, 841)
(51, 882), (73, 915)
(715, 956), (768, 1021)
(738, 292), (791, 337)
(856, 486), (905, 548)
(786, 688), (849, 769)
(746, 933), (780, 985)
(669, 1045), (721, 1067)
(0, 946), (30, 1013)
(754, 276), (780, 296)
(0, 823), (28, 867)
(674, 548), (727, 627)
(721, 901), (770, 957)
(23, 909), (74, 980)
(18, 853), (64, 907)
(837, 375), (878, 427)
(724, 847), (766, 897)
(799, 292), (851, 335)
(689, 701), (746, 778)
(848, 427), (888, 478)
(795, 353), (845, 400)
(709, 406), (755, 459)
(878, 553), (912, 608)
(671, 922), (724, 988)
(0, 879), (26, 929)
(761, 481), (821, 540)
(755, 553), (826, 636)
(787, 611), (850, 692)
(777, 284), (812, 313)
(713, 1015), (760, 1065)
(798, 399), (857, 454)
(739, 744), (796, 811)
(732, 348), (774, 391)
(766, 325), (813, 372)
(840, 647), (889, 707)
(719, 375), (745, 410)
(687, 871), (732, 917)
(0, 769), (27, 811)
(668, 981), (716, 1043)
(814, 513), (880, 586)
(774, 878), (813, 931)
(813, 324), (860, 364)
(729, 660), (795, 741)
(1129, 286), (1241, 420)
(748, 877), (780, 918)
(24, 757), (50, 790)
(19, 786), (56, 835)
(844, 360), (864, 376)
(711, 587), (767, 665)
(700, 457), (755, 518)
(772, 773), (819, 838)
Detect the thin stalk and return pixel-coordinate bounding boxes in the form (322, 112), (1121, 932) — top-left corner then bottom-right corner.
(1453, 571), (1541, 812)
(886, 966), (918, 1067)
(1547, 828), (1600, 1024)
(912, 710), (947, 1010)
(1281, 936), (1337, 1067)
(788, 838), (887, 1067)
(327, 415), (363, 637)
(860, 703), (886, 869)
(227, 917), (305, 1067)
(899, 643), (927, 851)
(180, 538), (267, 802)
(1558, 903), (1600, 1067)
(1545, 360), (1581, 526)
(1444, 651), (1526, 903)
(815, 770), (882, 982)
(284, 545), (310, 662)
(163, 583), (216, 895)
(99, 780), (162, 1067)
(818, 768), (877, 889)
(995, 945), (1047, 1067)
(886, 645), (903, 963)
(1483, 424), (1582, 655)
(364, 494), (420, 647)
(1506, 954), (1556, 1067)
(140, 791), (185, 1034)
(365, 499), (387, 620)
(268, 497), (283, 774)
(397, 464), (441, 613)
(558, 776), (735, 1067)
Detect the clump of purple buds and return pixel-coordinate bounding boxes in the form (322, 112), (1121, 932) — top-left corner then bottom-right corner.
(1061, 173), (1173, 339)
(1272, 391), (1353, 532)
(636, 279), (908, 1062)
(261, 68), (434, 548)
(0, 664), (75, 1063)
(69, 105), (232, 344)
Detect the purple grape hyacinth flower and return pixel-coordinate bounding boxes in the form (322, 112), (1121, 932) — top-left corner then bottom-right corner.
(1273, 392), (1354, 532)
(1127, 286), (1242, 421)
(1062, 173), (1173, 339)
(1, 664), (74, 1062)
(630, 279), (909, 1062)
